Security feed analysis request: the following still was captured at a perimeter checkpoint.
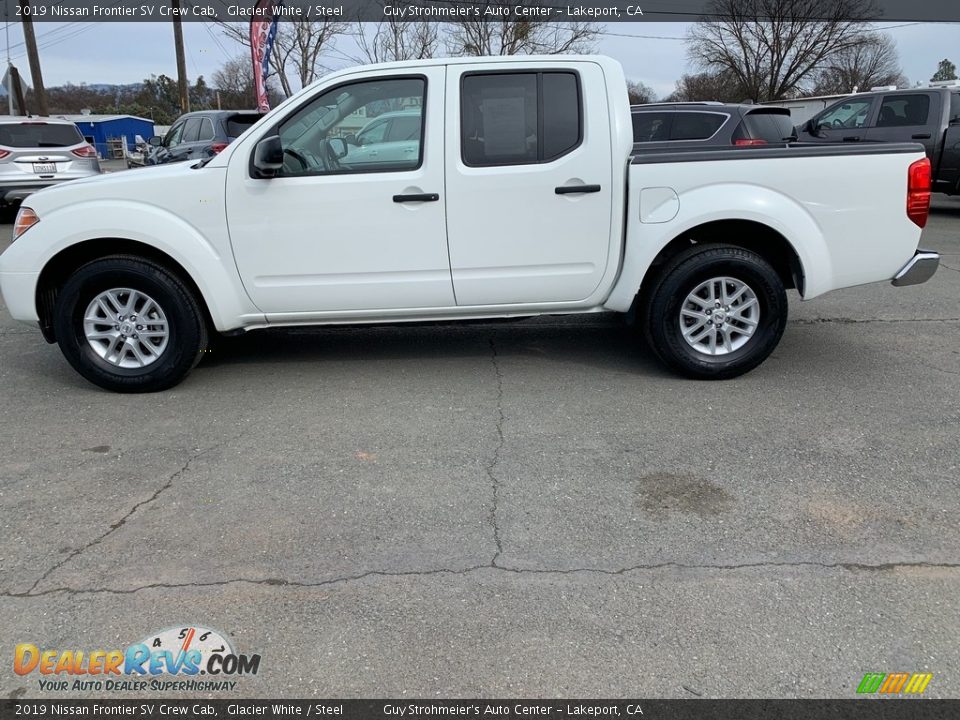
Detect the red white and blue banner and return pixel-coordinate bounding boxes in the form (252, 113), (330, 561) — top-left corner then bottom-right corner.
(249, 0), (281, 113)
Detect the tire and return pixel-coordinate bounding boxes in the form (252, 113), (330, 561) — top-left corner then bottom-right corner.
(52, 256), (208, 392)
(641, 244), (787, 380)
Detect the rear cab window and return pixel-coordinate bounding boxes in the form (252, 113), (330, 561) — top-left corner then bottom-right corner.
(0, 123), (83, 148)
(877, 94), (931, 127)
(460, 70), (582, 166)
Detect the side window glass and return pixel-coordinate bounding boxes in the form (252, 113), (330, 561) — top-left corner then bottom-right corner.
(164, 122), (185, 147)
(542, 72), (581, 160)
(197, 118), (215, 142)
(276, 76), (425, 177)
(461, 71), (582, 167)
(181, 118), (202, 143)
(387, 115), (422, 142)
(950, 93), (960, 124)
(877, 94), (931, 127)
(817, 100), (873, 129)
(670, 113), (726, 140)
(356, 119), (388, 145)
(632, 113), (671, 142)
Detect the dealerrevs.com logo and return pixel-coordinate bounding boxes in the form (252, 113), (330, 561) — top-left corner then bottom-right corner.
(14, 626), (261, 693)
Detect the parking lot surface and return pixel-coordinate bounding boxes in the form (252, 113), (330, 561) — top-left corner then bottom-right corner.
(1, 197), (959, 698)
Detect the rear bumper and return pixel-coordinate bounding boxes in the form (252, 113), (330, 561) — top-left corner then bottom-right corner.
(0, 185), (52, 205)
(891, 249), (940, 287)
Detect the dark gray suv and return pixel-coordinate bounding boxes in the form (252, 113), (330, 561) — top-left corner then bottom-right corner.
(142, 110), (264, 166)
(631, 102), (797, 150)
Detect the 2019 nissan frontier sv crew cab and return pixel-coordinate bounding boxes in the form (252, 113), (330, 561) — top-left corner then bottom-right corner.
(0, 55), (941, 392)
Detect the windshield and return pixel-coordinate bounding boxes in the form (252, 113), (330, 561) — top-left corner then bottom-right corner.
(0, 123), (83, 148)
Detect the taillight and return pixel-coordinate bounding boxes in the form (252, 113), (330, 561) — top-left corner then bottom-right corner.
(71, 145), (98, 158)
(210, 142), (228, 154)
(0, 149), (9, 159)
(734, 138), (768, 146)
(907, 157), (931, 228)
(12, 207), (39, 240)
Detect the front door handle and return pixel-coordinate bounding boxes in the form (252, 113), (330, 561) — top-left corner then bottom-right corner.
(393, 193), (439, 203)
(555, 184), (601, 195)
(912, 133), (932, 139)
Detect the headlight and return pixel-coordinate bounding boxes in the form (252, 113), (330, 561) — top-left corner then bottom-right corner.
(12, 207), (39, 241)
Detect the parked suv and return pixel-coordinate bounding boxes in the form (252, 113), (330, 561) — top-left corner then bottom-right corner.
(341, 110), (422, 168)
(144, 110), (264, 166)
(631, 102), (797, 150)
(794, 86), (960, 195)
(0, 118), (101, 207)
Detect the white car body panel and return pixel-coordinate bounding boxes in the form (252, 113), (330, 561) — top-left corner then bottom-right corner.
(0, 55), (927, 335)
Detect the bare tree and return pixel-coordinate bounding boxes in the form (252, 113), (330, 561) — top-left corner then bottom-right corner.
(665, 70), (747, 103)
(811, 33), (905, 94)
(219, 20), (348, 98)
(352, 4), (440, 63)
(212, 55), (282, 109)
(626, 80), (657, 105)
(688, 0), (880, 101)
(446, 2), (598, 56)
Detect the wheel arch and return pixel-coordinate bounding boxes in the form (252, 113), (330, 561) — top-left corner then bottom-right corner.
(632, 219), (805, 315)
(36, 238), (215, 343)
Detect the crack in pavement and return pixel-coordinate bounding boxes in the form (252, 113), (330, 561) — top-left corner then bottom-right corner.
(23, 443), (222, 595)
(5, 559), (960, 599)
(487, 338), (506, 567)
(791, 317), (960, 325)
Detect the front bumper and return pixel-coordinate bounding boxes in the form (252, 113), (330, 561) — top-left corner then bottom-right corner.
(892, 249), (940, 287)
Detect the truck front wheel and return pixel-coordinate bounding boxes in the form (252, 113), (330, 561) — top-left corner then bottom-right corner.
(52, 256), (208, 392)
(642, 245), (787, 379)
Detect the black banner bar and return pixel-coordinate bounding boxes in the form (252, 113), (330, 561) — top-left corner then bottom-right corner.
(2, 700), (960, 720)
(6, 0), (960, 23)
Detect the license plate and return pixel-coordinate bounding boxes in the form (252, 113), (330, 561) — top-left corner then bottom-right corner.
(32, 163), (56, 174)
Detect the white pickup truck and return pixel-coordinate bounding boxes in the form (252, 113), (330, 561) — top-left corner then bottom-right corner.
(0, 56), (941, 392)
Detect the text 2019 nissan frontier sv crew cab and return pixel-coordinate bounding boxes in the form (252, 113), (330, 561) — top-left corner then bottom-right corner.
(0, 56), (941, 392)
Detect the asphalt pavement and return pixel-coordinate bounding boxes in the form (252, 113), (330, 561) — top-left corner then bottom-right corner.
(1, 196), (958, 699)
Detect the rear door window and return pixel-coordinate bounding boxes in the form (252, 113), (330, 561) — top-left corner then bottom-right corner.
(669, 112), (726, 140)
(631, 112), (672, 142)
(460, 71), (582, 166)
(877, 94), (931, 127)
(386, 115), (421, 142)
(197, 118), (215, 142)
(0, 123), (82, 147)
(181, 118), (202, 143)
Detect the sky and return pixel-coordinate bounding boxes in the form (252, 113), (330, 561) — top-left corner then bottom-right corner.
(2, 21), (957, 99)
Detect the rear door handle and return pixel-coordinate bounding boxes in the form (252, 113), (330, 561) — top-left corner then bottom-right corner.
(555, 184), (601, 195)
(912, 133), (932, 139)
(393, 193), (439, 203)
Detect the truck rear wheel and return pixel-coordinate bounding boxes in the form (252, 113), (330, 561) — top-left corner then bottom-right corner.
(53, 256), (208, 393)
(642, 245), (787, 379)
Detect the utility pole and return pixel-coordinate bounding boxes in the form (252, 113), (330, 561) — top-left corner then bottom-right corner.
(18, 0), (46, 115)
(171, 0), (189, 113)
(5, 3), (13, 115)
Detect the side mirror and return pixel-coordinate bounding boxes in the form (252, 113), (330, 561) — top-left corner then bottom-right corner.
(344, 133), (357, 146)
(328, 137), (348, 159)
(253, 135), (284, 177)
(147, 136), (163, 147)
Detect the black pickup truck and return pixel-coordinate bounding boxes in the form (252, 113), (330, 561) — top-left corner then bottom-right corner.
(794, 86), (960, 195)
